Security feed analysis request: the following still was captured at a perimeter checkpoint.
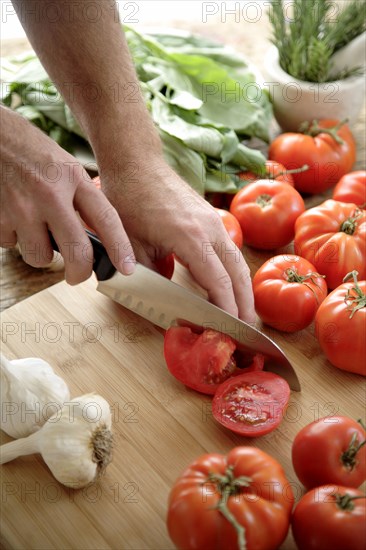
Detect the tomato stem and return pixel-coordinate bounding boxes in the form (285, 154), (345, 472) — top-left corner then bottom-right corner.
(343, 270), (366, 318)
(208, 466), (251, 550)
(299, 119), (348, 145)
(335, 493), (366, 511)
(248, 164), (309, 179)
(341, 427), (366, 471)
(285, 268), (325, 303)
(256, 194), (272, 208)
(217, 487), (246, 550)
(273, 164), (309, 179)
(340, 209), (362, 235)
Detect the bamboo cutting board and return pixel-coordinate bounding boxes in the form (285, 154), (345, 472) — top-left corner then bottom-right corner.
(0, 265), (365, 550)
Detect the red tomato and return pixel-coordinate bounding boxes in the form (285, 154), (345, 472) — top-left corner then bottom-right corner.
(253, 255), (327, 332)
(292, 485), (366, 550)
(229, 179), (305, 250)
(164, 327), (263, 395)
(292, 416), (366, 490)
(206, 161), (297, 210)
(215, 208), (244, 248)
(239, 160), (295, 186)
(167, 447), (294, 550)
(212, 371), (290, 437)
(205, 192), (234, 209)
(333, 171), (366, 208)
(269, 119), (356, 194)
(315, 272), (366, 375)
(294, 200), (366, 289)
(153, 254), (175, 279)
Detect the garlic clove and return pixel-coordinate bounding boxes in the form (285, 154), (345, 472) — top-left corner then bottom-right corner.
(0, 354), (70, 438)
(1, 393), (113, 489)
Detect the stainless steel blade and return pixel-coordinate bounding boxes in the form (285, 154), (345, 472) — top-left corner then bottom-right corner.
(97, 265), (300, 391)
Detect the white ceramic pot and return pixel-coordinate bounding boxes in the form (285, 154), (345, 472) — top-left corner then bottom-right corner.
(263, 46), (366, 132)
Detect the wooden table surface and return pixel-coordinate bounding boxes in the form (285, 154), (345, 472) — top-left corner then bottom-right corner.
(1, 264), (365, 550)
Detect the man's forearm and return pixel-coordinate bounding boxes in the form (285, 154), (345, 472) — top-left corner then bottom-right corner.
(12, 0), (162, 170)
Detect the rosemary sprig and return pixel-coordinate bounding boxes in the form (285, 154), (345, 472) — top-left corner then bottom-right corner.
(268, 0), (366, 83)
(325, 1), (366, 52)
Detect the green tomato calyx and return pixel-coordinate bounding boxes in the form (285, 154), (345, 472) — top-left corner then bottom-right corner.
(299, 119), (347, 145)
(208, 466), (252, 550)
(341, 420), (366, 471)
(343, 271), (366, 318)
(256, 194), (272, 208)
(340, 209), (362, 235)
(285, 268), (325, 303)
(335, 493), (366, 512)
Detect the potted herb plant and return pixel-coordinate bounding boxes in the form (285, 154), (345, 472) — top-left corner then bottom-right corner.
(264, 0), (365, 131)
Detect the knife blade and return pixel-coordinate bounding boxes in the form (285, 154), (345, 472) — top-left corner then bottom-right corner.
(49, 230), (300, 391)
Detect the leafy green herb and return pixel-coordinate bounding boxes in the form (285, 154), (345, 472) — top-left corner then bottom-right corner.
(269, 0), (366, 82)
(1, 27), (272, 194)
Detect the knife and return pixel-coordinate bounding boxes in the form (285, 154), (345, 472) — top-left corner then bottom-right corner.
(49, 230), (300, 391)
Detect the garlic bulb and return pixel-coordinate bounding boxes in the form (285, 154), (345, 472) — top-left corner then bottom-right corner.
(0, 354), (70, 438)
(0, 393), (113, 489)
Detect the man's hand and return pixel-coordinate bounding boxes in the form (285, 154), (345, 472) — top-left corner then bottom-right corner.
(99, 158), (255, 322)
(0, 106), (135, 284)
(10, 0), (256, 322)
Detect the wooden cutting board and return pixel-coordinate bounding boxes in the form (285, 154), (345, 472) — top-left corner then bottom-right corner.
(1, 265), (365, 550)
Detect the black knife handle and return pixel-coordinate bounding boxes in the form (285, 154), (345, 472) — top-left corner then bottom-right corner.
(48, 229), (116, 281)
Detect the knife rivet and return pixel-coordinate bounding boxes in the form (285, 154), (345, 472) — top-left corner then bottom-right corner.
(158, 313), (165, 324)
(123, 295), (133, 306)
(135, 301), (144, 313)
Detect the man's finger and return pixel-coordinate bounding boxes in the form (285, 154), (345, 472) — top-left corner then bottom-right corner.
(16, 223), (54, 268)
(48, 212), (95, 285)
(178, 237), (239, 318)
(217, 235), (256, 323)
(0, 228), (18, 248)
(75, 182), (136, 275)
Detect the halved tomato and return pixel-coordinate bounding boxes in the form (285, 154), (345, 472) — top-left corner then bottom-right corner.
(212, 371), (290, 436)
(164, 327), (263, 395)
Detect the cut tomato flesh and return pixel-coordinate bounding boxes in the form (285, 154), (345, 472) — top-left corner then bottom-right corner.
(212, 371), (290, 436)
(164, 327), (264, 395)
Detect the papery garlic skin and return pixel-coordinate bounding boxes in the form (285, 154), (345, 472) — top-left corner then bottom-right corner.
(37, 394), (113, 488)
(0, 393), (113, 489)
(0, 354), (70, 438)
